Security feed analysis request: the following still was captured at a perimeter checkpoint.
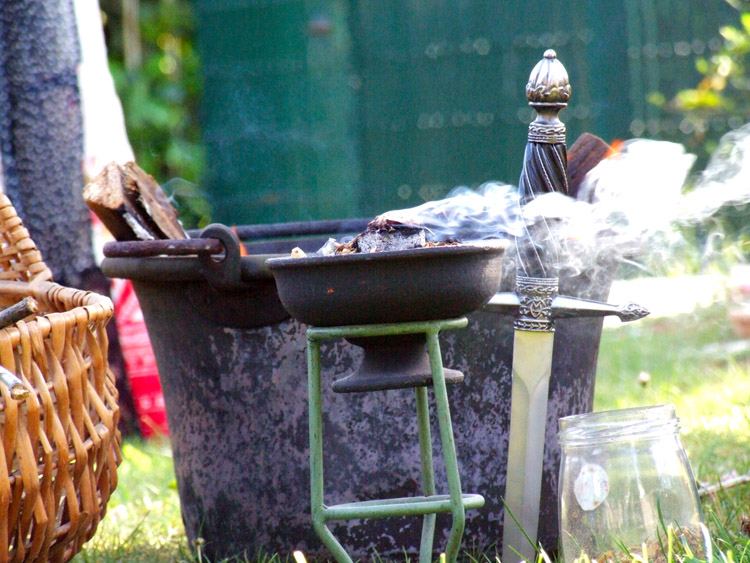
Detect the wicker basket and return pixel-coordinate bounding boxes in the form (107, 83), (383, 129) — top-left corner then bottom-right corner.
(0, 195), (120, 562)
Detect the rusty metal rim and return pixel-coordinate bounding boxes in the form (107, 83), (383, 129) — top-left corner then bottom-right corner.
(103, 217), (372, 260)
(101, 254), (277, 282)
(103, 238), (224, 259)
(265, 240), (510, 270)
(188, 218), (369, 241)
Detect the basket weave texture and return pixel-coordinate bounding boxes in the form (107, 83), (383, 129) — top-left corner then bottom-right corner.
(0, 195), (120, 562)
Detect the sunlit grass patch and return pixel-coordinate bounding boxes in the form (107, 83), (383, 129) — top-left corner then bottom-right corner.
(70, 300), (750, 562)
(73, 439), (188, 562)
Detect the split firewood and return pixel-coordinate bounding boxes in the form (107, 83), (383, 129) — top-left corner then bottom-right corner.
(83, 161), (187, 241)
(84, 162), (152, 241)
(0, 297), (38, 330)
(567, 132), (612, 200)
(121, 162), (187, 240)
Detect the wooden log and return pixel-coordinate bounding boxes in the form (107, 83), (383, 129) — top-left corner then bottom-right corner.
(122, 162), (187, 240)
(84, 162), (159, 241)
(0, 297), (38, 330)
(84, 161), (187, 242)
(567, 132), (612, 201)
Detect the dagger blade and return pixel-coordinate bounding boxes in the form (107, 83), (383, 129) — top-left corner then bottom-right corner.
(501, 329), (554, 562)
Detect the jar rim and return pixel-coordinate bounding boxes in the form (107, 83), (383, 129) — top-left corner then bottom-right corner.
(558, 404), (679, 445)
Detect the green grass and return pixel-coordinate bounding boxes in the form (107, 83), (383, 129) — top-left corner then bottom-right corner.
(595, 302), (750, 560)
(72, 440), (192, 562)
(595, 303), (750, 481)
(73, 300), (750, 562)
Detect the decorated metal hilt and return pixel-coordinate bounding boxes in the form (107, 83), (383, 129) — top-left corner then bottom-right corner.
(495, 50), (649, 326)
(515, 275), (558, 332)
(514, 49), (572, 323)
(524, 49), (571, 156)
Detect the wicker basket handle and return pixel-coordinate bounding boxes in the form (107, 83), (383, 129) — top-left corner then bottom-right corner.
(0, 195), (53, 284)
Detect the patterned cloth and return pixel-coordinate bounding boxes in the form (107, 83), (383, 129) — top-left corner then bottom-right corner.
(0, 0), (95, 287)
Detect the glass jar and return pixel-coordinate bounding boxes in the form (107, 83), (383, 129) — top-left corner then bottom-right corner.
(557, 404), (703, 562)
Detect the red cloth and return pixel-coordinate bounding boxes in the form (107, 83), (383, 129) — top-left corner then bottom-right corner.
(110, 277), (169, 437)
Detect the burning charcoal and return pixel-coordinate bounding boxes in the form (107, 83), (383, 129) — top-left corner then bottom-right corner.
(356, 227), (426, 253)
(340, 216), (428, 254)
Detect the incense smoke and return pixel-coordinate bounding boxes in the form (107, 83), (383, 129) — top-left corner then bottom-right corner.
(377, 126), (750, 276)
(679, 123), (750, 223)
(379, 182), (525, 241)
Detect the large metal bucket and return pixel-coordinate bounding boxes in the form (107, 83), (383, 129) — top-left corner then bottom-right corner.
(102, 226), (614, 561)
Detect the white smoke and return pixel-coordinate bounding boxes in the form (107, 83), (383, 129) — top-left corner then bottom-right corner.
(557, 139), (696, 272)
(366, 126), (750, 275)
(678, 123), (750, 223)
(379, 139), (695, 262)
(379, 182), (525, 240)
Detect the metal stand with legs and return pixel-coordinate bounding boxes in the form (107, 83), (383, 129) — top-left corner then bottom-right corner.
(306, 317), (483, 563)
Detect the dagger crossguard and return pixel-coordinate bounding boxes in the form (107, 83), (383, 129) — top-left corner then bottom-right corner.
(483, 292), (651, 324)
(617, 302), (650, 322)
(515, 275), (558, 332)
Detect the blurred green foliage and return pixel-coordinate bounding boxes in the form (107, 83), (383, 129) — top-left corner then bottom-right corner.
(651, 2), (750, 264)
(666, 6), (750, 161)
(100, 0), (212, 229)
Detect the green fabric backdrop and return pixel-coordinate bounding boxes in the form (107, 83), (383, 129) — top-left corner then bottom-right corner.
(194, 0), (736, 226)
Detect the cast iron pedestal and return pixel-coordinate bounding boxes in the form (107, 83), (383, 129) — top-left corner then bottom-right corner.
(306, 317), (483, 563)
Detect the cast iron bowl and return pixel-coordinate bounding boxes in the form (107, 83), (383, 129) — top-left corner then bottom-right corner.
(265, 241), (509, 327)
